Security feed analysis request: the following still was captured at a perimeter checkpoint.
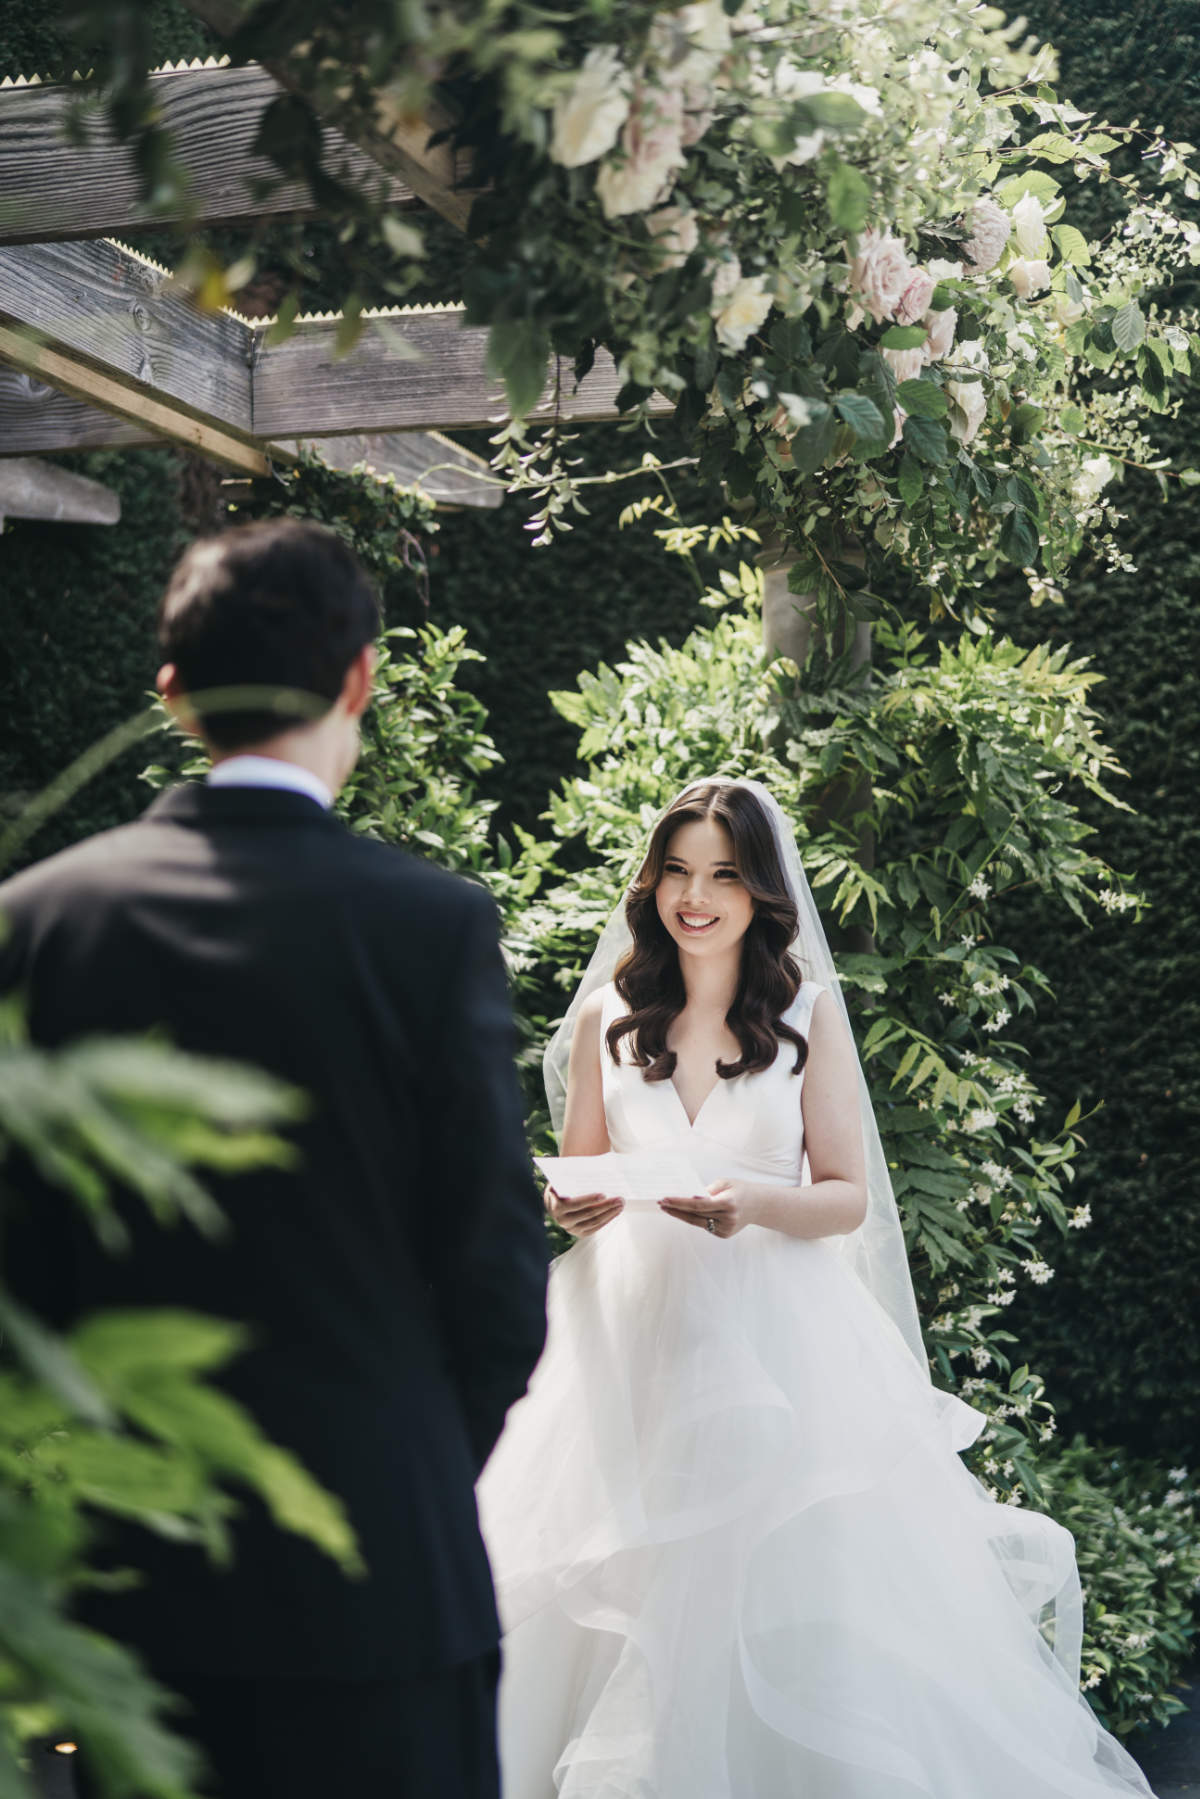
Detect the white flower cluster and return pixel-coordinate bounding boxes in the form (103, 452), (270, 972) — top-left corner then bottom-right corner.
(968, 873), (991, 901)
(1068, 1204), (1092, 1229)
(966, 1108), (998, 1132)
(1169, 1466), (1190, 1484)
(1023, 1257), (1055, 1285)
(1098, 887), (1138, 913)
(980, 1007), (1011, 1034)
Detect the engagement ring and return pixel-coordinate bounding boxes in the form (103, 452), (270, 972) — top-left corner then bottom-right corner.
(706, 1217), (717, 1234)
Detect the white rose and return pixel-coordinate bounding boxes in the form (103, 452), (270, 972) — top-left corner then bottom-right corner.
(923, 305), (957, 362)
(829, 74), (883, 116)
(945, 341), (989, 445)
(646, 202), (700, 269)
(714, 272), (773, 350)
(961, 196), (1010, 273)
(651, 0), (730, 85)
(1011, 191), (1049, 257)
(846, 228), (914, 329)
(1008, 256), (1052, 299)
(1073, 453), (1116, 503)
(927, 257), (964, 281)
(551, 46), (632, 169)
(595, 80), (687, 218)
(760, 66), (826, 168)
(710, 254), (742, 300)
(882, 345), (924, 384)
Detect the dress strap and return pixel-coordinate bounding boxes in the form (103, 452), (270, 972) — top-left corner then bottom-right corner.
(789, 980), (826, 1041)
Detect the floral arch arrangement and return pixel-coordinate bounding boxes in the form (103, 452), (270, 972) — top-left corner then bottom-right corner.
(68, 0), (1200, 619)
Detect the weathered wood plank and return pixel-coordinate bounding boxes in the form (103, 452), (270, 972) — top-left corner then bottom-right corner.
(0, 374), (502, 507)
(0, 239), (255, 440)
(0, 64), (413, 246)
(292, 431), (503, 508)
(0, 324), (266, 474)
(0, 368), (152, 451)
(0, 456), (121, 524)
(255, 307), (672, 436)
(180, 2), (481, 233)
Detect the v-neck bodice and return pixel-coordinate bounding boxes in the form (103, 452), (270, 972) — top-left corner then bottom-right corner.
(599, 979), (825, 1186)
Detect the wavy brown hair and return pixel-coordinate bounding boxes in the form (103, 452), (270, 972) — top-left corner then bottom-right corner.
(606, 783), (807, 1084)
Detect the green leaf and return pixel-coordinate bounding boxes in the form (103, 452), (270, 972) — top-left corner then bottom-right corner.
(788, 404), (837, 476)
(1060, 404), (1086, 435)
(0, 1292), (115, 1427)
(826, 160), (871, 234)
(803, 91), (869, 129)
(1051, 223), (1091, 267)
(381, 213), (424, 260)
(999, 508), (1040, 566)
(880, 324), (928, 350)
(834, 391), (888, 441)
(901, 415), (950, 465)
(1112, 301), (1147, 353)
(896, 378), (949, 419)
(897, 455), (923, 505)
(485, 319), (551, 420)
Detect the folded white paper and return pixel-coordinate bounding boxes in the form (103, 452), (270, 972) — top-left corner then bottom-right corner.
(537, 1151), (709, 1210)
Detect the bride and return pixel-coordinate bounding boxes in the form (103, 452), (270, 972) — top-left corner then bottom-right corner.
(477, 776), (1160, 1798)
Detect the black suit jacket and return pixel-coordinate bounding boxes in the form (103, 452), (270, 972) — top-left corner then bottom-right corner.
(0, 784), (547, 1679)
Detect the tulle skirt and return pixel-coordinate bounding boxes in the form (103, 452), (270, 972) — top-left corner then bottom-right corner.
(477, 1206), (1157, 1798)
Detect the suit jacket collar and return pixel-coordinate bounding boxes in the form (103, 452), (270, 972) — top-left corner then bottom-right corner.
(143, 783), (344, 829)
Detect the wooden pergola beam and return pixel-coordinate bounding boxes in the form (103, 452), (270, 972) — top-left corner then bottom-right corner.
(0, 456), (120, 526)
(180, 2), (481, 233)
(0, 239), (669, 458)
(253, 309), (670, 436)
(0, 64), (414, 246)
(285, 432), (503, 508)
(0, 239), (265, 473)
(0, 372), (503, 510)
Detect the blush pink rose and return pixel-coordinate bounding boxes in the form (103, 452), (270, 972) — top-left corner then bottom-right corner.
(922, 305), (957, 363)
(895, 267), (936, 325)
(846, 229), (914, 329)
(595, 80), (687, 218)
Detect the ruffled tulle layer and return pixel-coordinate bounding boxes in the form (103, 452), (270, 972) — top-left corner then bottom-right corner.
(477, 1209), (1157, 1799)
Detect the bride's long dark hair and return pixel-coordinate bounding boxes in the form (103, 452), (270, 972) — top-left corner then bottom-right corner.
(606, 782), (807, 1083)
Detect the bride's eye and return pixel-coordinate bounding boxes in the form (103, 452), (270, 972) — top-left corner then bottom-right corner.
(663, 861), (687, 876)
(715, 868), (741, 881)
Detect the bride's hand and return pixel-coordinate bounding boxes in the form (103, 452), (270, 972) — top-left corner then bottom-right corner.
(658, 1179), (759, 1239)
(544, 1184), (625, 1237)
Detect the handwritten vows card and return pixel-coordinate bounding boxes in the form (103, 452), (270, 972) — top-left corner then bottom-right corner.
(537, 1151), (708, 1211)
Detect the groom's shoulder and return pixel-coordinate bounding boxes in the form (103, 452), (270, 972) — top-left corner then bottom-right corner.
(0, 816), (153, 915)
(334, 830), (496, 926)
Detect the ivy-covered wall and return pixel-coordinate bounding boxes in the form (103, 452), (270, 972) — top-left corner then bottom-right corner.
(990, 0), (1200, 1459)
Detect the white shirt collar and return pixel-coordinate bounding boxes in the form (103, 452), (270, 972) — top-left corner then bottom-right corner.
(206, 755), (333, 811)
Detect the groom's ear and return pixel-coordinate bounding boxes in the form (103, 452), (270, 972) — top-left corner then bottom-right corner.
(340, 643), (376, 720)
(157, 662), (203, 741)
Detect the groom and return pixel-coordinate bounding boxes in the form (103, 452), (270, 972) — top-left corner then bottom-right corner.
(0, 519), (547, 1799)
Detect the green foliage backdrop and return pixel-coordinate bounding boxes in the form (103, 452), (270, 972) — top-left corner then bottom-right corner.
(985, 0), (1200, 1460)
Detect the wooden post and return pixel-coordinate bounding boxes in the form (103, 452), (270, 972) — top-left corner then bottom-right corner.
(759, 534), (876, 955)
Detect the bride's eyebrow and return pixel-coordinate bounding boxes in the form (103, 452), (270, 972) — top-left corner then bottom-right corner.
(664, 856), (739, 869)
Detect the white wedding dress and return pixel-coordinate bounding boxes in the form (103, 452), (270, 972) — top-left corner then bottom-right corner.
(477, 981), (1159, 1798)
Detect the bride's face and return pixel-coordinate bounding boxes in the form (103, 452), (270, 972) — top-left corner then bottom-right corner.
(655, 816), (754, 958)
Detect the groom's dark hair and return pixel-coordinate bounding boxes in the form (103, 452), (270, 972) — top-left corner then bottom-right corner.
(158, 517), (381, 750)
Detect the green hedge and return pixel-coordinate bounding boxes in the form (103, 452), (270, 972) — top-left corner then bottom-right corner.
(0, 451), (190, 864)
(981, 0), (1200, 1460)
